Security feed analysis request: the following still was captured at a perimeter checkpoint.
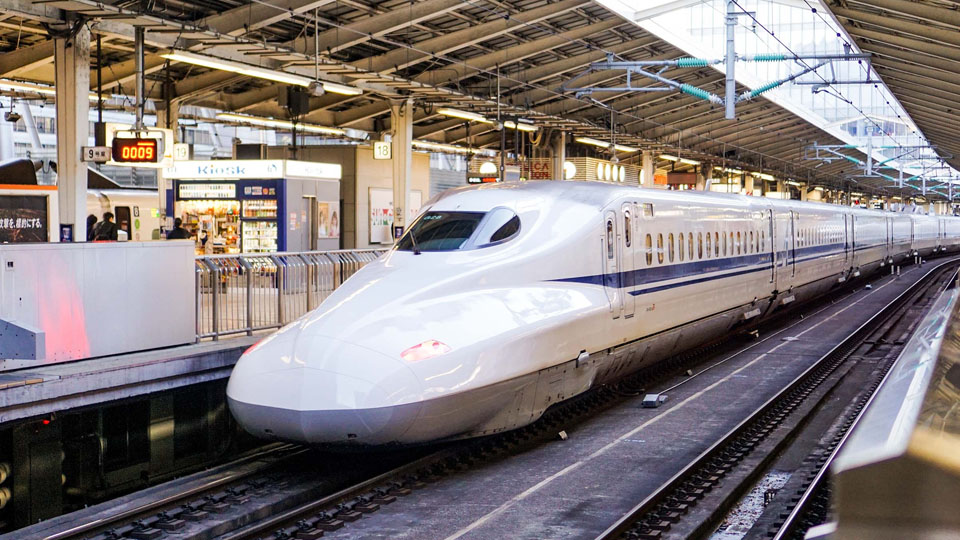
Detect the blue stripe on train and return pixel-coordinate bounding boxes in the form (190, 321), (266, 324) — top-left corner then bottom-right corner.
(550, 241), (884, 295)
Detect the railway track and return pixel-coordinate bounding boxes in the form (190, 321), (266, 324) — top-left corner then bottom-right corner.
(596, 258), (959, 540)
(29, 259), (954, 540)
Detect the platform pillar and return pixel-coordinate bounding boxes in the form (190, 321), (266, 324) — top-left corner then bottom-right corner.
(390, 98), (413, 233)
(799, 186), (808, 201)
(743, 174), (754, 196)
(641, 151), (655, 188)
(552, 131), (566, 180)
(54, 25), (90, 242)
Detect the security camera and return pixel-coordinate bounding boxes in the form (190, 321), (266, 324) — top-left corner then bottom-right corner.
(4, 111), (21, 123)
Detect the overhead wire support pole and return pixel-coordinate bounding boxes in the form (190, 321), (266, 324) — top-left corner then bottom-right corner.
(134, 25), (145, 131)
(725, 0), (736, 119)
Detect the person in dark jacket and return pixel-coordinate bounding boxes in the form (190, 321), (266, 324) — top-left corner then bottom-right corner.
(93, 212), (118, 241)
(167, 218), (190, 240)
(86, 214), (98, 241)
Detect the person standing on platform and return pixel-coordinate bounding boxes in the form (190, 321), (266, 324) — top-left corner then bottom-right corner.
(167, 218), (190, 240)
(86, 214), (98, 241)
(93, 212), (118, 241)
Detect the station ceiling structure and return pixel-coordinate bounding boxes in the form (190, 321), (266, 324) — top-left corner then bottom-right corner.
(0, 0), (956, 199)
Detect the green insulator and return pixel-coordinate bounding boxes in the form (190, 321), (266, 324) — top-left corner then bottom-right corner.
(750, 80), (783, 98)
(679, 83), (711, 101)
(753, 53), (786, 62)
(676, 57), (709, 68)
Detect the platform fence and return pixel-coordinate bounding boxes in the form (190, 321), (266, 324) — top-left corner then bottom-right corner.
(195, 249), (386, 340)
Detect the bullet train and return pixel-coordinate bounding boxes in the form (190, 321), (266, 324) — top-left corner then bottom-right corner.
(227, 181), (960, 446)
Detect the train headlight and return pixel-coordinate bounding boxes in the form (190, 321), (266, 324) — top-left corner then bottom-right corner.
(401, 340), (452, 362)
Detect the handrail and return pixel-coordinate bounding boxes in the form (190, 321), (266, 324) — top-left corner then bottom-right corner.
(194, 248), (387, 340)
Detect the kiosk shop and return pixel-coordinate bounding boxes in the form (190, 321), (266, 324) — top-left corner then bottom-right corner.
(163, 160), (341, 253)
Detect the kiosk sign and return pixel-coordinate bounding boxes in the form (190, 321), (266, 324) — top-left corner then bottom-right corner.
(178, 183), (237, 199)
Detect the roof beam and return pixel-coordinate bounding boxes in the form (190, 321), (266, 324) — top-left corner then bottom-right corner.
(96, 55), (167, 91)
(845, 0), (960, 29)
(831, 6), (960, 49)
(0, 40), (54, 78)
(285, 0), (468, 56)
(348, 0), (589, 74)
(412, 19), (624, 87)
(196, 0), (336, 37)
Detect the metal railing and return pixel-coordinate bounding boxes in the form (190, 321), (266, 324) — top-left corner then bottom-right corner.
(195, 249), (386, 340)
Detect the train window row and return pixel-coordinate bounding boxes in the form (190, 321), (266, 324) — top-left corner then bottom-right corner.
(797, 226), (843, 248)
(640, 227), (768, 266)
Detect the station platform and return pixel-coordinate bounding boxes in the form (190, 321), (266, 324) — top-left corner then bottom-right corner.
(0, 335), (258, 424)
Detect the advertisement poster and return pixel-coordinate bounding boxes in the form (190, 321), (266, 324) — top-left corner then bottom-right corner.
(317, 201), (340, 238)
(0, 195), (48, 242)
(369, 187), (393, 244)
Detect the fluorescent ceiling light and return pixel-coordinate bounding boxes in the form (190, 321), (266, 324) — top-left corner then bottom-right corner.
(436, 108), (492, 124)
(659, 154), (678, 161)
(504, 121), (538, 132)
(679, 158), (700, 166)
(162, 50), (361, 95)
(0, 79), (125, 102)
(752, 172), (775, 181)
(576, 137), (637, 153)
(320, 81), (363, 96)
(412, 139), (493, 155)
(216, 112), (345, 135)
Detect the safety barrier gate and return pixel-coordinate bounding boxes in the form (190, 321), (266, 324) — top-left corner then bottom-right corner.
(195, 249), (386, 340)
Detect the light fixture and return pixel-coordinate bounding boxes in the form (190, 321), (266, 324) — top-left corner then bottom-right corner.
(597, 162), (605, 180)
(216, 112), (345, 135)
(504, 120), (537, 132)
(575, 137), (637, 153)
(318, 81), (363, 96)
(162, 50), (362, 95)
(563, 161), (577, 180)
(436, 108), (492, 124)
(0, 79), (123, 102)
(660, 154), (679, 161)
(679, 158), (700, 166)
(411, 140), (493, 155)
(478, 162), (498, 175)
(619, 166), (626, 182)
(752, 172), (775, 181)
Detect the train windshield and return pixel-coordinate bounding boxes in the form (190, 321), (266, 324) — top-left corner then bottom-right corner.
(397, 211), (485, 251)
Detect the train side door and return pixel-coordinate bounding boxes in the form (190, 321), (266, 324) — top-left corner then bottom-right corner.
(115, 206), (132, 239)
(767, 209), (775, 284)
(621, 203), (636, 318)
(603, 211), (622, 319)
(789, 211), (797, 277)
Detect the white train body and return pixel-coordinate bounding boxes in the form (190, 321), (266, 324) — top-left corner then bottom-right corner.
(86, 189), (164, 241)
(227, 181), (960, 446)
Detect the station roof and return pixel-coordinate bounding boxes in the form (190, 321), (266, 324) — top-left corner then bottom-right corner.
(0, 0), (955, 199)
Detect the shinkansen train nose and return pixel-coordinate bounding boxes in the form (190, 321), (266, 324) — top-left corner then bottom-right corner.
(226, 332), (424, 445)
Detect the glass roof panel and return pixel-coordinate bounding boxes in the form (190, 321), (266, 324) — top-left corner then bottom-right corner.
(597, 0), (958, 195)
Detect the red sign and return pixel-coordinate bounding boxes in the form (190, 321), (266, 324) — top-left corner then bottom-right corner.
(112, 138), (160, 163)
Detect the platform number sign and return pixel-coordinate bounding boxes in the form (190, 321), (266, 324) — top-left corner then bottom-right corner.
(82, 146), (111, 163)
(373, 141), (392, 160)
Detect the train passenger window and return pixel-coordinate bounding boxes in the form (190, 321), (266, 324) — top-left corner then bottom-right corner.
(706, 232), (712, 257)
(642, 203), (654, 218)
(679, 233), (685, 261)
(646, 234), (653, 265)
(736, 231), (741, 255)
(606, 220), (614, 259)
(715, 232), (720, 257)
(668, 233), (675, 263)
(698, 232), (704, 259)
(749, 231), (754, 253)
(761, 230), (766, 251)
(397, 211), (485, 251)
(624, 215), (632, 247)
(688, 233), (694, 260)
(657, 234), (664, 264)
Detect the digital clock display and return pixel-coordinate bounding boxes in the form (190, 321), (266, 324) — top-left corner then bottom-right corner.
(112, 138), (160, 163)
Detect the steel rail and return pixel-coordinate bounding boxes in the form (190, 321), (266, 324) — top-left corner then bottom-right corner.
(596, 257), (960, 540)
(770, 266), (959, 540)
(42, 443), (304, 540)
